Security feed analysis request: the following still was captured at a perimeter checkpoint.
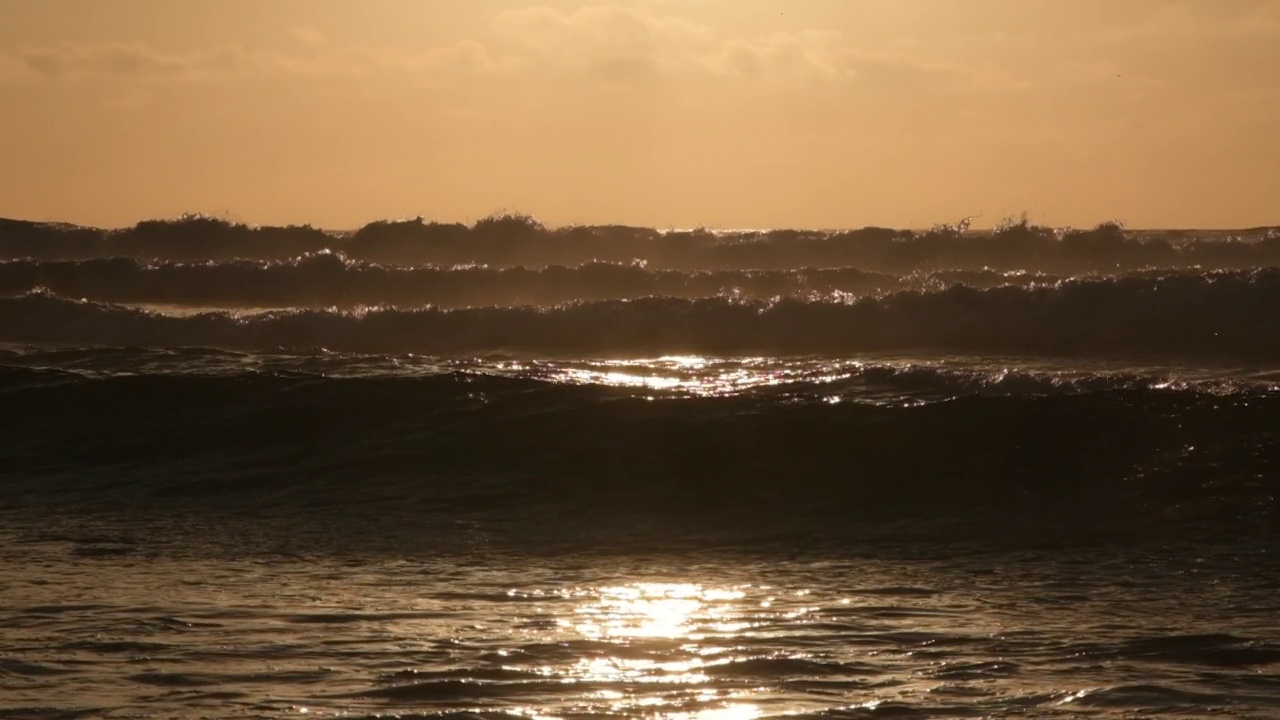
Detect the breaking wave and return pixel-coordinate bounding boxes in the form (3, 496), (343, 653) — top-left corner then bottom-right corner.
(3, 269), (1279, 359)
(4, 255), (1253, 309)
(0, 254), (1057, 308)
(1, 361), (1276, 542)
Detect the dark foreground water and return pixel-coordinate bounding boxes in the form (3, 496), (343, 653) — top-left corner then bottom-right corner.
(3, 521), (1278, 719)
(1, 217), (1278, 718)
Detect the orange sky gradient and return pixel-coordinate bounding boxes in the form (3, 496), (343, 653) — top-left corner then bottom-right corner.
(2, 0), (1277, 230)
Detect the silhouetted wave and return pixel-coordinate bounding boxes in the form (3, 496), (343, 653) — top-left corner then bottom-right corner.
(3, 214), (1279, 272)
(0, 255), (1051, 308)
(6, 254), (1247, 309)
(3, 268), (1279, 358)
(1, 364), (1275, 543)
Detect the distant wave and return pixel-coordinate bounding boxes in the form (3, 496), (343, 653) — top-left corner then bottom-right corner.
(0, 254), (1082, 308)
(3, 270), (1278, 359)
(3, 214), (1279, 272)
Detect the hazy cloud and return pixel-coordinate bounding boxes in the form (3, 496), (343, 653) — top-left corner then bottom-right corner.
(20, 43), (252, 79)
(494, 4), (1005, 89)
(1103, 1), (1280, 41)
(290, 26), (327, 47)
(495, 5), (713, 57)
(494, 3), (712, 83)
(2, 4), (1028, 92)
(270, 40), (498, 79)
(707, 32), (1021, 91)
(4, 38), (496, 83)
(712, 31), (853, 81)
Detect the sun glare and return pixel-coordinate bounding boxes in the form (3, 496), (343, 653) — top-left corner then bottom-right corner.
(570, 583), (747, 640)
(529, 582), (768, 718)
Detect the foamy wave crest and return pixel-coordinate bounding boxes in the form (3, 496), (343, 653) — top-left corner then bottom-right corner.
(4, 270), (1279, 359)
(0, 255), (1079, 308)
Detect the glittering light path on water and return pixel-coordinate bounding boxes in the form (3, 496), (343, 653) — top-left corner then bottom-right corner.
(2, 524), (1279, 719)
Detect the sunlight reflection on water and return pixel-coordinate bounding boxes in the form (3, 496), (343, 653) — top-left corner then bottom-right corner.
(535, 582), (769, 719)
(571, 583), (747, 640)
(521, 356), (811, 396)
(3, 527), (1276, 720)
(489, 354), (1280, 404)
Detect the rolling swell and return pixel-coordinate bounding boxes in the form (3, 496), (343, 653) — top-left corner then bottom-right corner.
(1, 255), (1238, 310)
(0, 255), (1061, 309)
(3, 269), (1279, 359)
(1, 369), (1276, 542)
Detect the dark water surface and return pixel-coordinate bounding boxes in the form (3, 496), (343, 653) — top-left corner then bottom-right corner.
(2, 520), (1278, 719)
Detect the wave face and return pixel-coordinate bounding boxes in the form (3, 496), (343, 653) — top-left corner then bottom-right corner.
(2, 348), (1277, 547)
(4, 254), (1250, 310)
(2, 268), (1279, 359)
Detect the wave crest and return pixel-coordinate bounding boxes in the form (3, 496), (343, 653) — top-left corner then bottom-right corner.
(2, 270), (1278, 359)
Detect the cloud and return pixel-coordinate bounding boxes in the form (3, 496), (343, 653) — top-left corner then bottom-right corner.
(3, 39), (497, 83)
(495, 4), (1005, 89)
(2, 4), (1021, 94)
(494, 4), (712, 83)
(290, 26), (327, 47)
(495, 4), (713, 57)
(712, 31), (853, 81)
(270, 40), (498, 79)
(1101, 1), (1280, 41)
(706, 32), (1021, 91)
(20, 43), (252, 79)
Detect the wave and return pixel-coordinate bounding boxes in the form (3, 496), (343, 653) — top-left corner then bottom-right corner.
(3, 269), (1279, 359)
(0, 254), (1076, 308)
(3, 214), (1280, 272)
(1, 346), (1271, 399)
(1, 367), (1275, 541)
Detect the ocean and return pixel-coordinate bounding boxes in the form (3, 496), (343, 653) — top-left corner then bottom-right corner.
(1, 216), (1277, 719)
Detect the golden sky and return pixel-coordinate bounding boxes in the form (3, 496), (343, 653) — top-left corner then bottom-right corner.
(2, 0), (1277, 229)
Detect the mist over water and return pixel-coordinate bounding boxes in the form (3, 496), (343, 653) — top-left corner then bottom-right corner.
(2, 214), (1278, 719)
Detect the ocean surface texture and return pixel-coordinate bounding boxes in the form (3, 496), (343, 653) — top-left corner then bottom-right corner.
(1, 215), (1277, 719)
